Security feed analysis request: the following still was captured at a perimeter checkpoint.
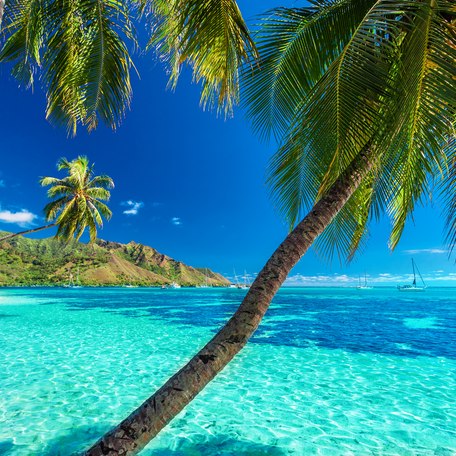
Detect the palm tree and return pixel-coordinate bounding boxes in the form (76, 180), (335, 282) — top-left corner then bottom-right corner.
(0, 156), (114, 243)
(0, 0), (256, 135)
(84, 1), (455, 455)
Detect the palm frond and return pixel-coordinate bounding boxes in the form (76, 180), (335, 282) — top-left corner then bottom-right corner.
(43, 0), (88, 134)
(267, 0), (405, 228)
(384, 1), (456, 249)
(87, 200), (103, 226)
(56, 157), (71, 171)
(46, 184), (76, 198)
(147, 0), (257, 115)
(0, 0), (45, 87)
(442, 137), (456, 253)
(39, 176), (67, 187)
(90, 199), (112, 220)
(42, 196), (71, 220)
(78, 0), (134, 131)
(89, 174), (114, 189)
(86, 187), (111, 200)
(84, 208), (98, 242)
(311, 161), (377, 263)
(243, 0), (377, 140)
(1, 0), (134, 133)
(55, 197), (77, 225)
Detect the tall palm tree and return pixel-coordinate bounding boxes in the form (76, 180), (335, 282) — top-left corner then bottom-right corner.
(0, 156), (114, 242)
(0, 0), (256, 135)
(84, 1), (455, 454)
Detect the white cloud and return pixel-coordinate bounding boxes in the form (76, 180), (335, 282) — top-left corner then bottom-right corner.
(171, 217), (182, 226)
(0, 209), (37, 226)
(121, 200), (144, 216)
(285, 274), (353, 286)
(403, 248), (447, 255)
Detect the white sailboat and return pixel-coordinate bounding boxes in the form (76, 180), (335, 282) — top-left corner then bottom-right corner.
(241, 270), (250, 289)
(397, 259), (427, 292)
(232, 269), (249, 289)
(356, 272), (373, 290)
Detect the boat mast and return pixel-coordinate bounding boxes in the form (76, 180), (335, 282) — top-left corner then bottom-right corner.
(415, 261), (426, 287)
(233, 268), (239, 287)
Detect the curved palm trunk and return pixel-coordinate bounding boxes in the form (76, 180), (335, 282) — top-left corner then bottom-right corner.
(86, 147), (375, 456)
(0, 0), (4, 27)
(0, 223), (56, 242)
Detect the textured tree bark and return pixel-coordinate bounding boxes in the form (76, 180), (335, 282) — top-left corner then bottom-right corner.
(0, 223), (56, 242)
(85, 146), (376, 456)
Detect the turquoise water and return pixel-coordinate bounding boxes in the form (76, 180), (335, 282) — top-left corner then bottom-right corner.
(0, 287), (455, 455)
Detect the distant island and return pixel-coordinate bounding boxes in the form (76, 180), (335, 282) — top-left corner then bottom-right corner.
(0, 232), (229, 287)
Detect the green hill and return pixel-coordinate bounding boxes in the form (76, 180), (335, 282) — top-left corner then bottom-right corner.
(0, 233), (229, 287)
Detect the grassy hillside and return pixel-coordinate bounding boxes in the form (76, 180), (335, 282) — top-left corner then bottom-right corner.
(0, 233), (229, 287)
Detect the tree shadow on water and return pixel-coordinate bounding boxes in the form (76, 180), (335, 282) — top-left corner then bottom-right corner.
(0, 440), (15, 455)
(147, 435), (288, 456)
(40, 424), (112, 456)
(39, 429), (287, 456)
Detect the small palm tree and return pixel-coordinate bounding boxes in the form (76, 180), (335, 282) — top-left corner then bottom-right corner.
(0, 156), (114, 243)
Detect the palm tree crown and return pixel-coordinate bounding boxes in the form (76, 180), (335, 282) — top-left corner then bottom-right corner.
(244, 0), (455, 260)
(0, 0), (256, 135)
(40, 156), (114, 242)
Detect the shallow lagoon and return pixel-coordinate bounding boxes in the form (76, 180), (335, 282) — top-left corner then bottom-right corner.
(0, 287), (455, 455)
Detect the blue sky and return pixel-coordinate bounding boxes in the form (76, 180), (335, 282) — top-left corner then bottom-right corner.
(0, 0), (455, 286)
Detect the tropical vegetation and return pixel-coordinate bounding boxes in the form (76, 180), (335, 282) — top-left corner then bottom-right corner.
(0, 234), (228, 286)
(1, 0), (455, 455)
(0, 156), (114, 243)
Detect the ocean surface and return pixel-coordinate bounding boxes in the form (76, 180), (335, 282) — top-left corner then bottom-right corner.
(0, 287), (455, 455)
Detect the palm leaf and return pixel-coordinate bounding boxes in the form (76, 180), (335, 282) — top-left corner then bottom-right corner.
(43, 196), (71, 220)
(442, 137), (456, 252)
(147, 0), (257, 115)
(267, 0), (404, 228)
(243, 0), (377, 140)
(89, 174), (114, 189)
(384, 1), (456, 248)
(78, 0), (133, 131)
(46, 184), (76, 198)
(90, 199), (112, 219)
(86, 187), (111, 200)
(0, 0), (45, 87)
